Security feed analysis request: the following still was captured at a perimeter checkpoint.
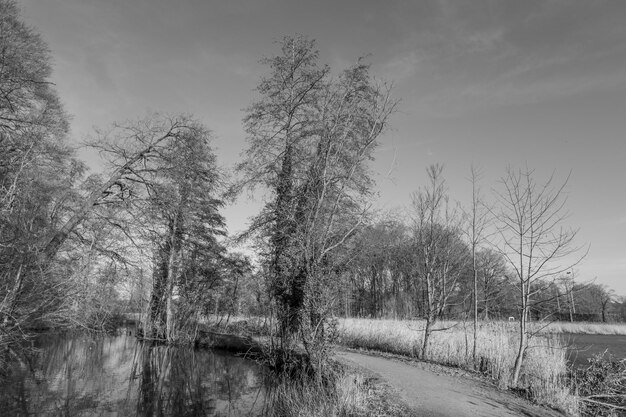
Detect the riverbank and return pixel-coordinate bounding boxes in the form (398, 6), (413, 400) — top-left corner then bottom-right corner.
(138, 316), (626, 416)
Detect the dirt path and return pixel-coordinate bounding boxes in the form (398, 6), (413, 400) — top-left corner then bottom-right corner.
(336, 350), (565, 417)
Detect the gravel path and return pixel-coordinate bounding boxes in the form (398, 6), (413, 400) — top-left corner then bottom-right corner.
(336, 349), (565, 417)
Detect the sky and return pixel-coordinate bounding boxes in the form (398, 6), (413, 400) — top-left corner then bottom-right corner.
(18, 0), (626, 294)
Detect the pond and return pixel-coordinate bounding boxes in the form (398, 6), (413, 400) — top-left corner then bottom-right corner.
(0, 328), (270, 416)
(563, 333), (626, 368)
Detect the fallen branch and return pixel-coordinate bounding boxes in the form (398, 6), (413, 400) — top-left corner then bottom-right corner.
(580, 397), (626, 412)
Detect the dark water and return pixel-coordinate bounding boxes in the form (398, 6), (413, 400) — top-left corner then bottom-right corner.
(0, 329), (269, 416)
(563, 333), (626, 368)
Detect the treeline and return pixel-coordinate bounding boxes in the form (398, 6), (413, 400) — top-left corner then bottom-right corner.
(209, 213), (620, 324)
(314, 220), (619, 323)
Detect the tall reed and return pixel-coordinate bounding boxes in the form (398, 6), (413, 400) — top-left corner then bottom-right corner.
(533, 321), (626, 336)
(266, 371), (369, 417)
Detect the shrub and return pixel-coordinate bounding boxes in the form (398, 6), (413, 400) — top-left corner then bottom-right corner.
(571, 351), (626, 416)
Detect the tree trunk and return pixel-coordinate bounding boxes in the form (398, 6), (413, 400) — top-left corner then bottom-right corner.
(165, 237), (178, 342)
(147, 250), (168, 339)
(0, 263), (23, 324)
(472, 251), (478, 366)
(421, 315), (434, 359)
(164, 200), (184, 342)
(511, 297), (528, 386)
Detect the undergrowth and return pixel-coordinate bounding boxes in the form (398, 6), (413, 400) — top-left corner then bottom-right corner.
(265, 363), (413, 417)
(571, 352), (626, 417)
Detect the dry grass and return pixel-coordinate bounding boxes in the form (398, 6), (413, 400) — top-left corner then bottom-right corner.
(534, 321), (626, 336)
(522, 336), (579, 415)
(267, 371), (413, 417)
(268, 373), (367, 417)
(337, 318), (579, 415)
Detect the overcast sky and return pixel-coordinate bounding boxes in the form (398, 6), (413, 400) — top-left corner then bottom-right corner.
(19, 0), (626, 293)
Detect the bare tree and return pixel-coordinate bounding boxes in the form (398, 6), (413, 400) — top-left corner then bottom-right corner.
(494, 167), (586, 386)
(463, 164), (491, 366)
(343, 217), (410, 318)
(559, 273), (577, 322)
(86, 114), (226, 342)
(411, 164), (469, 359)
(42, 115), (206, 263)
(475, 248), (510, 320)
(574, 282), (615, 322)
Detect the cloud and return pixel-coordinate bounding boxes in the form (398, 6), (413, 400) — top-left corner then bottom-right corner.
(381, 51), (421, 84)
(83, 49), (117, 91)
(386, 0), (626, 114)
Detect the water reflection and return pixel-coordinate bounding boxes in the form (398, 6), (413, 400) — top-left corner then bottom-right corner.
(0, 329), (268, 416)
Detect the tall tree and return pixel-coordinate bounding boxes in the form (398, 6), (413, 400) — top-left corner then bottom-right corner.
(0, 0), (77, 345)
(0, 0), (67, 135)
(494, 167), (585, 386)
(238, 36), (396, 371)
(87, 114), (226, 341)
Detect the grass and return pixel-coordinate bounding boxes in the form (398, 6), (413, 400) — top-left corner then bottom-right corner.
(267, 372), (368, 417)
(266, 367), (415, 417)
(534, 321), (626, 336)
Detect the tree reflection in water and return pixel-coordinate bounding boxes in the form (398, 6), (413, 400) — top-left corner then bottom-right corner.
(0, 329), (269, 416)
